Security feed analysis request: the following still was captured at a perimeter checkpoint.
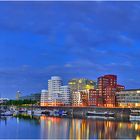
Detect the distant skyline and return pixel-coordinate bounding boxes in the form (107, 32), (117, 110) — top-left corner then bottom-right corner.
(0, 1), (140, 98)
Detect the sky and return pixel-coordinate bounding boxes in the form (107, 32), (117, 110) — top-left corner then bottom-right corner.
(0, 1), (140, 98)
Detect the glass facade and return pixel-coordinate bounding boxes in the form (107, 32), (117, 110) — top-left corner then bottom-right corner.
(116, 89), (140, 107)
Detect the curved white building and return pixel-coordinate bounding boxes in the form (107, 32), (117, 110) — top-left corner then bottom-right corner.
(60, 86), (71, 106)
(40, 89), (49, 106)
(48, 76), (63, 106)
(40, 76), (71, 106)
(48, 76), (62, 95)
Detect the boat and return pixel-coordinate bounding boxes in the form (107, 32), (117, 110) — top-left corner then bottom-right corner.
(86, 111), (115, 117)
(18, 108), (27, 113)
(0, 111), (13, 116)
(41, 110), (47, 115)
(27, 110), (33, 115)
(33, 110), (42, 116)
(130, 110), (140, 121)
(13, 110), (19, 115)
(48, 110), (55, 116)
(62, 111), (68, 116)
(53, 110), (59, 117)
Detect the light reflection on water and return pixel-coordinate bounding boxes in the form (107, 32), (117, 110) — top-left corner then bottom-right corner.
(40, 116), (140, 139)
(0, 115), (140, 139)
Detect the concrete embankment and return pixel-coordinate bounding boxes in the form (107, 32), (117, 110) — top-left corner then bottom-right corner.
(5, 105), (137, 120)
(39, 106), (133, 120)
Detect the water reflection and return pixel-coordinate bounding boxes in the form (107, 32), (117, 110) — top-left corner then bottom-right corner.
(14, 114), (40, 125)
(1, 114), (140, 139)
(40, 116), (140, 139)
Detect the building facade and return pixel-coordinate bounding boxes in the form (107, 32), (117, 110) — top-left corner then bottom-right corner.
(48, 76), (63, 106)
(88, 89), (99, 106)
(116, 89), (140, 107)
(72, 91), (82, 106)
(40, 75), (125, 107)
(80, 90), (89, 106)
(96, 74), (124, 107)
(41, 76), (71, 106)
(68, 78), (96, 92)
(68, 78), (96, 106)
(60, 86), (71, 106)
(40, 90), (50, 106)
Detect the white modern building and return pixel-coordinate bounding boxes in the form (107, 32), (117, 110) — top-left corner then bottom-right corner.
(40, 90), (50, 106)
(48, 76), (63, 106)
(60, 86), (71, 106)
(40, 76), (72, 106)
(48, 76), (62, 95)
(116, 89), (140, 107)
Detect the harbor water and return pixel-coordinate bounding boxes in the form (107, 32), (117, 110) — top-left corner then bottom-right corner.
(0, 114), (140, 139)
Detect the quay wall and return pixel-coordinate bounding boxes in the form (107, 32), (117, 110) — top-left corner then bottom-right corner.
(39, 106), (133, 118)
(6, 105), (140, 119)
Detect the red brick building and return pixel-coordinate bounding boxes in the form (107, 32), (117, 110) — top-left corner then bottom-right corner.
(92, 74), (125, 107)
(88, 89), (98, 106)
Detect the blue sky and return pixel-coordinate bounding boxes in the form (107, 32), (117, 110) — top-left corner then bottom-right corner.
(0, 1), (140, 98)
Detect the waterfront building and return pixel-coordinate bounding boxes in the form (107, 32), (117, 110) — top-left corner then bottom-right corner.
(68, 78), (96, 106)
(39, 75), (125, 107)
(88, 89), (99, 106)
(72, 91), (82, 106)
(80, 90), (89, 106)
(72, 89), (90, 106)
(60, 86), (71, 106)
(40, 90), (50, 106)
(80, 89), (103, 107)
(40, 76), (71, 107)
(116, 84), (125, 92)
(116, 89), (140, 107)
(68, 78), (96, 92)
(97, 74), (124, 107)
(48, 76), (62, 95)
(48, 76), (63, 106)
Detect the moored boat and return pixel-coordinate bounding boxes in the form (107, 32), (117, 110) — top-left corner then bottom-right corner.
(33, 110), (42, 116)
(27, 110), (33, 115)
(0, 111), (13, 116)
(87, 111), (115, 117)
(130, 110), (140, 121)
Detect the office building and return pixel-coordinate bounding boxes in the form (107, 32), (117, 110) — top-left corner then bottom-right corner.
(69, 78), (96, 106)
(96, 74), (124, 107)
(72, 91), (82, 106)
(40, 90), (50, 106)
(116, 89), (140, 107)
(48, 76), (63, 106)
(60, 86), (71, 106)
(68, 78), (96, 92)
(88, 89), (99, 106)
(80, 90), (89, 106)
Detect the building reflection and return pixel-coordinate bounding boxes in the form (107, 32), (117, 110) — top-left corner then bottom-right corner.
(40, 116), (140, 139)
(40, 116), (70, 139)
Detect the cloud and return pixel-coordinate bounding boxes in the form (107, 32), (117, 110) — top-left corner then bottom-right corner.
(0, 2), (140, 98)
